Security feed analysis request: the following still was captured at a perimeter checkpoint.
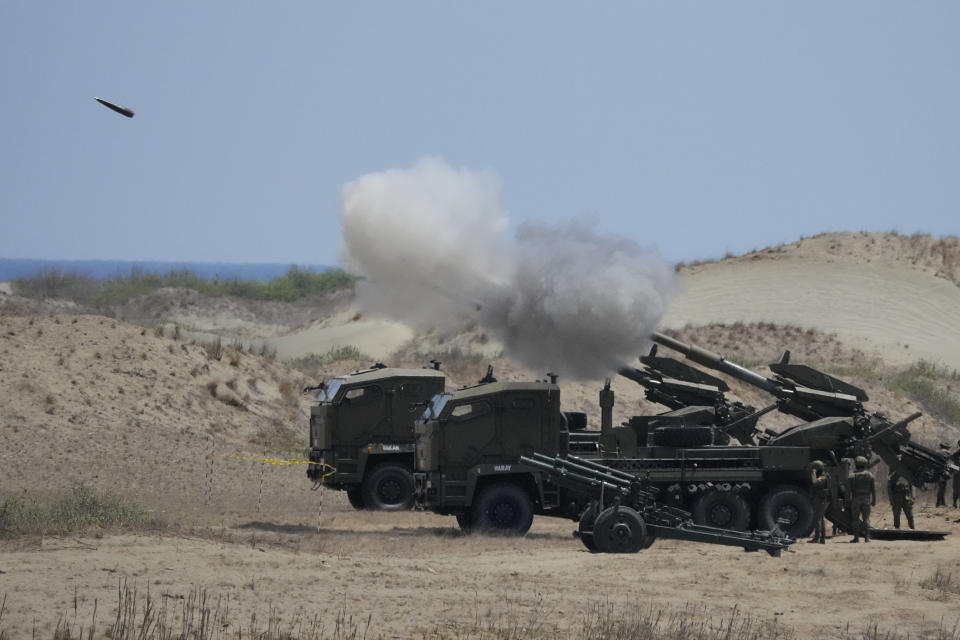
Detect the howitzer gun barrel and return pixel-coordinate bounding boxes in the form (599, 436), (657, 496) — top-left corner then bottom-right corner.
(617, 366), (655, 388)
(865, 412), (922, 444)
(528, 452), (636, 486)
(651, 332), (779, 394)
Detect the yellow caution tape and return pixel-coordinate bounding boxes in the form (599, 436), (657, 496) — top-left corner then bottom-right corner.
(216, 453), (337, 478)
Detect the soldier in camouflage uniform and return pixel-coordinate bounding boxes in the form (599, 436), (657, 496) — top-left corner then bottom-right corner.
(952, 441), (960, 508)
(849, 456), (875, 543)
(808, 460), (829, 544)
(936, 443), (950, 506)
(887, 469), (915, 530)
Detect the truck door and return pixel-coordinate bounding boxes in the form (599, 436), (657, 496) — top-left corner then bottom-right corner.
(338, 384), (389, 445)
(499, 393), (544, 458)
(441, 399), (497, 467)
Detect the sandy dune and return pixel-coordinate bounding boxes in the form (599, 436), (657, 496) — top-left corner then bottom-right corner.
(666, 257), (960, 370)
(268, 312), (414, 361)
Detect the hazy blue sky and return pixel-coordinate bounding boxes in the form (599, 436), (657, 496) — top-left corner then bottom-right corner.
(2, 2), (957, 265)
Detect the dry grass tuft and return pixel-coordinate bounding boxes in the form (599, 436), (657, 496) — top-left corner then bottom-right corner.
(921, 566), (960, 601)
(0, 484), (161, 538)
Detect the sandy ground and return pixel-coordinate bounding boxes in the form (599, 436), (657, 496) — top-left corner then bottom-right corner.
(3, 499), (960, 639)
(268, 310), (415, 361)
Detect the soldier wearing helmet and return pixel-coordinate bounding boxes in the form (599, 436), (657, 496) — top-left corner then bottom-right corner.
(848, 456), (876, 543)
(808, 460), (829, 544)
(952, 440), (960, 508)
(936, 443), (950, 507)
(888, 468), (915, 530)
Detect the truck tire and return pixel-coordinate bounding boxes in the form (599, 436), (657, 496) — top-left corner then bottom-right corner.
(692, 490), (750, 530)
(361, 463), (415, 511)
(651, 425), (715, 447)
(758, 485), (814, 538)
(593, 506), (646, 553)
(346, 486), (365, 510)
(471, 483), (534, 536)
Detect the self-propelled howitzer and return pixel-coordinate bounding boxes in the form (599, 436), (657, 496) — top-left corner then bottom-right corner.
(617, 345), (776, 446)
(649, 332), (958, 488)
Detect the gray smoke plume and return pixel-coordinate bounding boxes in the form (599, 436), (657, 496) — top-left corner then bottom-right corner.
(338, 157), (674, 379)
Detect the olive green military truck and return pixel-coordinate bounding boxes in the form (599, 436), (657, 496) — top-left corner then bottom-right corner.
(306, 365), (445, 510)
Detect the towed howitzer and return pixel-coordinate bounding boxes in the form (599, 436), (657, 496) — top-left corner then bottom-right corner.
(650, 332), (959, 487)
(520, 452), (794, 556)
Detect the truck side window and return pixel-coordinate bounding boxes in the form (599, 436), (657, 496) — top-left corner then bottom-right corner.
(344, 385), (383, 405)
(449, 401), (492, 422)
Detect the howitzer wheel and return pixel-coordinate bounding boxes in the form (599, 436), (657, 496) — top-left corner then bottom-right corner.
(577, 507), (598, 551)
(346, 486), (365, 510)
(593, 506), (647, 553)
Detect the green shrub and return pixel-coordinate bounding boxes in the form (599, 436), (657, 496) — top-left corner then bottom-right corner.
(0, 484), (159, 537)
(14, 267), (357, 306)
(888, 360), (960, 424)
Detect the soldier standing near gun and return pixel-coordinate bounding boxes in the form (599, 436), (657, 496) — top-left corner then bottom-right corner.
(849, 456), (876, 543)
(808, 460), (829, 544)
(888, 469), (915, 529)
(952, 441), (960, 508)
(936, 443), (950, 506)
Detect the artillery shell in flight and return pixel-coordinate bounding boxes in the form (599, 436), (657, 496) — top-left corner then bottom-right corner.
(94, 97), (135, 118)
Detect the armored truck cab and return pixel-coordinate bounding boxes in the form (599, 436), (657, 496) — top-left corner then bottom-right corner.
(306, 366), (445, 510)
(414, 379), (591, 534)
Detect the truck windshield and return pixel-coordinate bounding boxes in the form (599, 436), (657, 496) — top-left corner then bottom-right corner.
(421, 393), (450, 421)
(317, 379), (343, 403)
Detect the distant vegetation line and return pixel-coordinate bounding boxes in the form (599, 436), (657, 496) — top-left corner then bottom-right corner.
(13, 266), (358, 304)
(0, 258), (335, 282)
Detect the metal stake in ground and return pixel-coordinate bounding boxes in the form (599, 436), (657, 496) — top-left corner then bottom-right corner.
(205, 436), (214, 507)
(257, 449), (265, 513)
(318, 454), (325, 532)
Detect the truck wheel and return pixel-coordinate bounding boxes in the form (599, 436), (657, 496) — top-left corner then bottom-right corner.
(577, 507), (598, 551)
(593, 506), (646, 553)
(455, 511), (473, 533)
(361, 463), (415, 511)
(758, 485), (814, 538)
(692, 491), (750, 530)
(346, 486), (365, 510)
(471, 483), (534, 536)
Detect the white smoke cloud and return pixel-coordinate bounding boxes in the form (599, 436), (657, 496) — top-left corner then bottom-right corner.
(338, 157), (674, 379)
